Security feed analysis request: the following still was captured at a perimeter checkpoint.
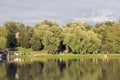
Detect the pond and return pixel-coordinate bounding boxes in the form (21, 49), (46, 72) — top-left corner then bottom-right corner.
(0, 58), (120, 80)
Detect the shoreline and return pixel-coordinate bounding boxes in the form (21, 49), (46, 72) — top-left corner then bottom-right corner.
(10, 53), (120, 59)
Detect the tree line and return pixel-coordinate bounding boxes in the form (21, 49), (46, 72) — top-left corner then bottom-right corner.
(0, 20), (120, 54)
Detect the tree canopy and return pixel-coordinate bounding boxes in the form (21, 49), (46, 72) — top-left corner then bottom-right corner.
(0, 20), (120, 54)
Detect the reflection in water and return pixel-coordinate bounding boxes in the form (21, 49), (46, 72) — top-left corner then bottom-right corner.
(6, 63), (17, 80)
(9, 58), (25, 63)
(0, 58), (120, 80)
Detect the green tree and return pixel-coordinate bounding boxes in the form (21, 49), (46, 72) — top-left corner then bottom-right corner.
(104, 23), (120, 53)
(0, 27), (8, 49)
(3, 22), (18, 48)
(32, 20), (63, 53)
(31, 35), (43, 51)
(19, 26), (33, 48)
(63, 22), (101, 54)
(94, 21), (120, 53)
(0, 37), (7, 49)
(86, 30), (101, 54)
(63, 22), (87, 53)
(16, 22), (25, 46)
(43, 31), (60, 53)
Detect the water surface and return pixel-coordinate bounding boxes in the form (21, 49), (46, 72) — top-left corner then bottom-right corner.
(0, 58), (120, 80)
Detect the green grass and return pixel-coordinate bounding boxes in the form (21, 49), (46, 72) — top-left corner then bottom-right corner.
(33, 53), (120, 59)
(15, 47), (33, 54)
(10, 47), (120, 60)
(107, 54), (120, 58)
(9, 53), (120, 64)
(15, 47), (48, 55)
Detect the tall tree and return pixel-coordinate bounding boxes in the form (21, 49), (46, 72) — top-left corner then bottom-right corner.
(63, 22), (87, 53)
(63, 22), (101, 54)
(4, 22), (18, 48)
(19, 26), (33, 48)
(31, 35), (43, 51)
(0, 27), (8, 49)
(32, 20), (63, 53)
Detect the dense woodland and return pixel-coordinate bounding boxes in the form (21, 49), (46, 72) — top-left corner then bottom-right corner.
(0, 20), (120, 54)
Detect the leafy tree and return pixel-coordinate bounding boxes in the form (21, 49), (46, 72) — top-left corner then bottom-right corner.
(43, 31), (60, 53)
(0, 20), (119, 54)
(104, 23), (120, 53)
(6, 34), (17, 48)
(19, 26), (33, 48)
(86, 30), (101, 54)
(3, 22), (18, 48)
(33, 20), (63, 53)
(31, 35), (43, 51)
(63, 22), (101, 54)
(16, 22), (25, 45)
(63, 22), (87, 53)
(0, 37), (7, 49)
(65, 21), (86, 30)
(94, 21), (120, 53)
(0, 27), (8, 49)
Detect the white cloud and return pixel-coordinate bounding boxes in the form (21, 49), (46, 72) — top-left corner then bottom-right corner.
(0, 0), (120, 25)
(74, 10), (120, 23)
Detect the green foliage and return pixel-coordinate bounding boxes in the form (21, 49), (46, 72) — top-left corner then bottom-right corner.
(63, 22), (101, 54)
(0, 37), (7, 49)
(31, 35), (43, 51)
(0, 20), (120, 54)
(86, 30), (101, 53)
(0, 27), (8, 49)
(3, 22), (18, 48)
(16, 47), (33, 54)
(19, 26), (32, 48)
(63, 22), (86, 53)
(6, 34), (17, 48)
(4, 21), (18, 33)
(32, 20), (62, 53)
(94, 21), (120, 53)
(43, 31), (60, 53)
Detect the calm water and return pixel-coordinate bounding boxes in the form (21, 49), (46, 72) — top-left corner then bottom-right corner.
(0, 58), (120, 80)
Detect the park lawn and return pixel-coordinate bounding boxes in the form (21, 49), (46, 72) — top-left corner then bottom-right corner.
(11, 47), (120, 59)
(10, 53), (120, 64)
(11, 53), (120, 59)
(34, 53), (120, 59)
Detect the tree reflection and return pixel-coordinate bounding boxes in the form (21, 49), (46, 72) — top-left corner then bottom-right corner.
(0, 63), (7, 80)
(6, 62), (17, 80)
(1, 58), (120, 80)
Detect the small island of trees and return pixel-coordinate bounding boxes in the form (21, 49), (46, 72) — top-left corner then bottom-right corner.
(0, 20), (120, 54)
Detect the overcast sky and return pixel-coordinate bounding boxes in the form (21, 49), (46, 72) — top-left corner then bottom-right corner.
(0, 0), (120, 26)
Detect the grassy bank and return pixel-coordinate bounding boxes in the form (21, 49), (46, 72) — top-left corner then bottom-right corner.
(10, 53), (120, 59)
(11, 47), (120, 59)
(35, 54), (120, 59)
